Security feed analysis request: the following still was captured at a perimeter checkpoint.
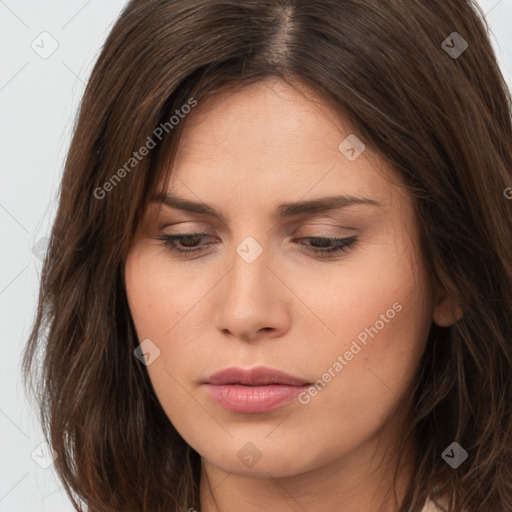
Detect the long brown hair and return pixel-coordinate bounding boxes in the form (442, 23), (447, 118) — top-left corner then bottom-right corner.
(22, 1), (512, 511)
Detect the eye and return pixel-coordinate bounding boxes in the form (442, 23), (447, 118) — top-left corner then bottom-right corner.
(154, 233), (212, 256)
(297, 236), (357, 256)
(153, 233), (357, 259)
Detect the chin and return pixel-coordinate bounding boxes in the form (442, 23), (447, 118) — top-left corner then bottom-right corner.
(198, 435), (326, 478)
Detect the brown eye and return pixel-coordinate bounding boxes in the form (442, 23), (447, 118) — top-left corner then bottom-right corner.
(154, 233), (357, 260)
(297, 236), (357, 256)
(155, 233), (212, 255)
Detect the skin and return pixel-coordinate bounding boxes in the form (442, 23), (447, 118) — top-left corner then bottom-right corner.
(124, 77), (462, 512)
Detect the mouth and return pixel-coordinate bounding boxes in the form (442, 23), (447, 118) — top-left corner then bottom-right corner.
(202, 366), (312, 413)
(204, 366), (311, 386)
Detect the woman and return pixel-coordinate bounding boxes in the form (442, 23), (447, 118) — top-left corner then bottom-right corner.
(23, 0), (512, 511)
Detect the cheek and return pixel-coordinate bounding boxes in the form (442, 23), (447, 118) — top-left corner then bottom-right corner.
(124, 248), (200, 339)
(124, 249), (209, 413)
(304, 243), (433, 418)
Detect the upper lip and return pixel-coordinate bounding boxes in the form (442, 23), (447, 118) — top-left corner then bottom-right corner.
(204, 366), (311, 386)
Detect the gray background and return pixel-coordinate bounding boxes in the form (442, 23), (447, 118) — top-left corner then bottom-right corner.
(1, 1), (511, 510)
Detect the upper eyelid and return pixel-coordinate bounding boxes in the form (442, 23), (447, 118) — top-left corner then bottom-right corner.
(157, 219), (359, 234)
(157, 229), (357, 242)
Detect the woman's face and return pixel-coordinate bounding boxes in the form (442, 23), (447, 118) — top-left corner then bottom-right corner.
(124, 77), (454, 481)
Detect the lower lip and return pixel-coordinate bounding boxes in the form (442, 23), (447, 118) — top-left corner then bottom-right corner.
(204, 383), (309, 413)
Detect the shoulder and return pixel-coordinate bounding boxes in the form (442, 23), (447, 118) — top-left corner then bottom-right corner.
(422, 500), (443, 512)
(421, 498), (470, 512)
(421, 498), (451, 512)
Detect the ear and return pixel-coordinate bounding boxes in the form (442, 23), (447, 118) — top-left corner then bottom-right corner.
(432, 290), (464, 327)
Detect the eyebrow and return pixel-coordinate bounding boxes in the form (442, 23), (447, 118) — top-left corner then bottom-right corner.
(152, 191), (383, 223)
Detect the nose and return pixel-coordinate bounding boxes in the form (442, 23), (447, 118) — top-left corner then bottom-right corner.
(214, 238), (291, 342)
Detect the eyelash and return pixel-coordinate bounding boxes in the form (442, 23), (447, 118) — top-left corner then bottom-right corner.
(154, 233), (357, 259)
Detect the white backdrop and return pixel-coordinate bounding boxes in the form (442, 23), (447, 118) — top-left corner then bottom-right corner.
(1, 1), (511, 510)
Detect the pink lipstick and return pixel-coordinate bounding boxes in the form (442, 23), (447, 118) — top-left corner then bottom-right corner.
(203, 366), (311, 413)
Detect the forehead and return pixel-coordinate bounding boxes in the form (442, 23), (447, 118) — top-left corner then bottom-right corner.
(173, 77), (350, 169)
(152, 77), (409, 222)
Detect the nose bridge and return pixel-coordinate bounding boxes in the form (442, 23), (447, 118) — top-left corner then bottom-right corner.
(214, 231), (287, 339)
(228, 233), (271, 301)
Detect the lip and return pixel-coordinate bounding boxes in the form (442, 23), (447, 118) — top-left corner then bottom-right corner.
(205, 366), (310, 386)
(203, 366), (311, 413)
